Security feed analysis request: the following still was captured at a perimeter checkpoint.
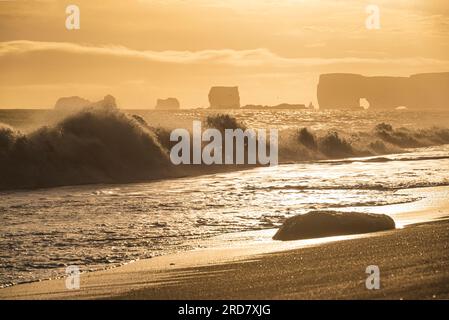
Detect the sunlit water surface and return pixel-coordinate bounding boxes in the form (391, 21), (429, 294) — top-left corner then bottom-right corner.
(1, 144), (449, 287)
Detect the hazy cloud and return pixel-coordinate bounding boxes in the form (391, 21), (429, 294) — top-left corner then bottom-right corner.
(2, 41), (449, 68)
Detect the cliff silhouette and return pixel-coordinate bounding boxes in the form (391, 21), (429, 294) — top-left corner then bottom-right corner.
(317, 72), (449, 110)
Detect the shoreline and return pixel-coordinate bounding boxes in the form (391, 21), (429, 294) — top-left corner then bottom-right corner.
(1, 186), (449, 300)
(117, 218), (449, 300)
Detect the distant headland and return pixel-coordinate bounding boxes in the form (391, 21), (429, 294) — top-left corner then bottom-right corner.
(317, 72), (449, 110)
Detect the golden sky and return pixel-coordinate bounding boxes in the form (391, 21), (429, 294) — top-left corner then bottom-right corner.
(0, 0), (448, 108)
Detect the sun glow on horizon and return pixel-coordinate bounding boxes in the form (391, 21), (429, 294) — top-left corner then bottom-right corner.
(1, 0), (448, 108)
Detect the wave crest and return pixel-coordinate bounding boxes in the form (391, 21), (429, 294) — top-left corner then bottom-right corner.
(280, 124), (449, 161)
(0, 109), (170, 190)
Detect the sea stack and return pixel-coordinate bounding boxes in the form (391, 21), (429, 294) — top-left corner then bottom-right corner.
(155, 98), (180, 110)
(54, 95), (118, 111)
(208, 86), (240, 109)
(91, 95), (118, 110)
(54, 96), (91, 111)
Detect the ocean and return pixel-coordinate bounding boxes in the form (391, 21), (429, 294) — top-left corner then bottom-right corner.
(1, 108), (449, 287)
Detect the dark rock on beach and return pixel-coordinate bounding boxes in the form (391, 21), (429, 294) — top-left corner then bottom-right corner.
(273, 210), (395, 241)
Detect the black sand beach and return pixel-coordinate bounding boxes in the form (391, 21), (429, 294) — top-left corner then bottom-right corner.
(2, 217), (449, 300)
(114, 219), (449, 300)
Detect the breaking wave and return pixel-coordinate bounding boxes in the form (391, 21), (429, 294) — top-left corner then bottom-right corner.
(1, 110), (449, 190)
(279, 123), (449, 162)
(0, 109), (173, 190)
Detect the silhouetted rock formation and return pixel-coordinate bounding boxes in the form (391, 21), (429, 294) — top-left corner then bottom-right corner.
(242, 103), (307, 110)
(317, 72), (449, 110)
(55, 96), (91, 110)
(54, 95), (117, 111)
(273, 211), (395, 241)
(155, 97), (180, 110)
(273, 103), (306, 110)
(91, 95), (118, 110)
(208, 86), (240, 109)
